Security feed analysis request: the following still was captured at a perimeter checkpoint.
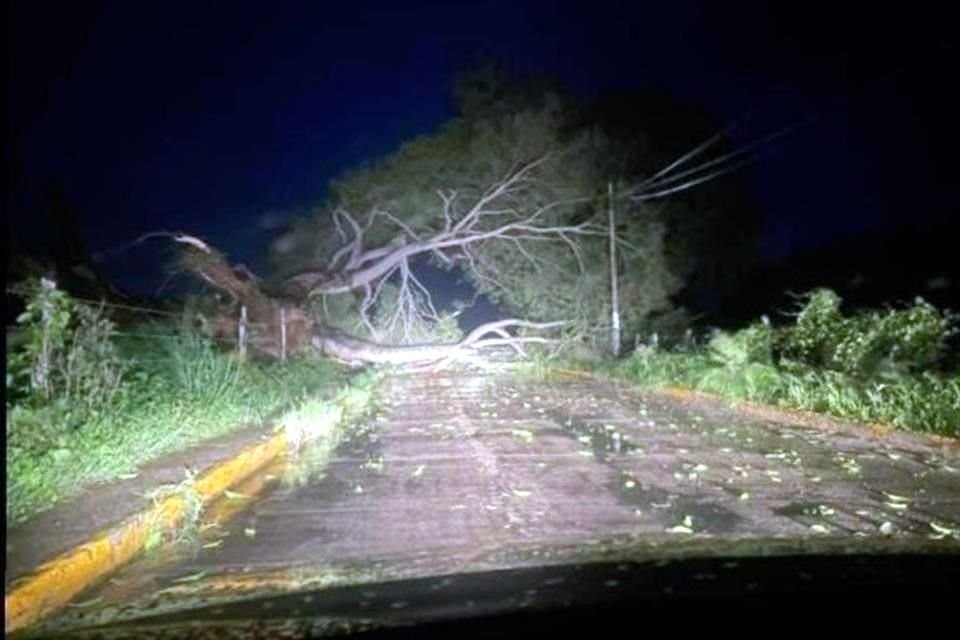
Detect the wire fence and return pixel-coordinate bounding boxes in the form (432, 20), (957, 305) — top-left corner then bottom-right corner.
(6, 284), (303, 362)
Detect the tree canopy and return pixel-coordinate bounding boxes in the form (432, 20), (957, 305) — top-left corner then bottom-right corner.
(267, 69), (760, 355)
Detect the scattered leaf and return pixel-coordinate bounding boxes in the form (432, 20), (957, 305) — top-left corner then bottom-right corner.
(145, 530), (163, 551)
(882, 492), (910, 503)
(930, 522), (958, 536)
(172, 571), (208, 584)
(67, 596), (103, 608)
(511, 429), (535, 443)
(244, 527), (256, 539)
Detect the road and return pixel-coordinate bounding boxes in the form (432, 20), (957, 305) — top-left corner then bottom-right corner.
(32, 368), (960, 633)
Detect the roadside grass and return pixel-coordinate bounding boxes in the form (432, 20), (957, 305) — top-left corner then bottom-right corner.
(137, 368), (384, 554)
(573, 289), (960, 439)
(610, 349), (959, 437)
(281, 369), (383, 489)
(6, 300), (353, 526)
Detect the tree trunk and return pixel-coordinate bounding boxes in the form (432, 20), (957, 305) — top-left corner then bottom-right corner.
(311, 319), (565, 368)
(608, 181), (621, 357)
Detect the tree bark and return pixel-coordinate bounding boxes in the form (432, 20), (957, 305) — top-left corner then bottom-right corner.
(311, 319), (565, 368)
(608, 181), (621, 357)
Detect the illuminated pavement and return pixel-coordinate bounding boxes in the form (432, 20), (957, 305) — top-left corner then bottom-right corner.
(28, 369), (960, 633)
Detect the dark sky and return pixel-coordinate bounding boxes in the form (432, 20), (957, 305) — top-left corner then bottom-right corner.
(6, 1), (958, 299)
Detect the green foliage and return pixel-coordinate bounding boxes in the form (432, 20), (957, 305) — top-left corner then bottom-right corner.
(281, 369), (383, 488)
(613, 289), (959, 437)
(6, 339), (350, 526)
(6, 279), (126, 448)
(165, 329), (243, 401)
(776, 369), (959, 435)
(778, 288), (844, 367)
(5, 288), (353, 526)
(696, 362), (783, 401)
(7, 278), (74, 401)
(699, 324), (780, 399)
(707, 322), (774, 368)
(270, 75), (694, 354)
(616, 349), (710, 388)
(778, 289), (953, 378)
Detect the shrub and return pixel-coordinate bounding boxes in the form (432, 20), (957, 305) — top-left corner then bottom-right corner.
(6, 279), (125, 413)
(778, 288), (846, 368)
(6, 279), (126, 449)
(778, 289), (954, 379)
(165, 328), (243, 401)
(707, 322), (774, 368)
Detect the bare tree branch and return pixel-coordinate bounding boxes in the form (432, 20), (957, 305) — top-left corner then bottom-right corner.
(310, 318), (566, 369)
(284, 154), (600, 310)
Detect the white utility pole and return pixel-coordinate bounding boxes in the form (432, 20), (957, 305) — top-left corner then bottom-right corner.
(608, 181), (621, 357)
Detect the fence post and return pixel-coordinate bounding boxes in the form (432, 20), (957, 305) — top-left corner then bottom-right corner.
(238, 305), (248, 360)
(280, 307), (287, 363)
(34, 278), (58, 398)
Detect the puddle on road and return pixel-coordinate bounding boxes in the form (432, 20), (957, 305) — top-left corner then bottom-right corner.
(545, 408), (639, 461)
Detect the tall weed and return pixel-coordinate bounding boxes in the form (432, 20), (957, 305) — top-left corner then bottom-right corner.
(6, 279), (125, 446)
(166, 329), (243, 401)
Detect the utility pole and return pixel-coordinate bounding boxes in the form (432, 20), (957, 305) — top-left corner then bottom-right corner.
(608, 181), (620, 357)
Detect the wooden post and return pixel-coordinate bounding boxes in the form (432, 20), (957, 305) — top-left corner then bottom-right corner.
(280, 307), (287, 362)
(238, 305), (248, 360)
(33, 277), (58, 398)
(608, 181), (621, 358)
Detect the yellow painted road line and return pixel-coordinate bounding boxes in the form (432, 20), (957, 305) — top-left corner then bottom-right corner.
(5, 431), (289, 634)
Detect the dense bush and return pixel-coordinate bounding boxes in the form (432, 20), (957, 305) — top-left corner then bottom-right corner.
(777, 289), (954, 379)
(614, 288), (959, 436)
(6, 279), (126, 446)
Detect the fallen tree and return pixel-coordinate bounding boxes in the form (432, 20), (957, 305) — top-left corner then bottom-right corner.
(165, 81), (796, 364)
(169, 235), (566, 368)
(312, 318), (566, 369)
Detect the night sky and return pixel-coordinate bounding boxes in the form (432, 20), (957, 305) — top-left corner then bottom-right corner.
(6, 1), (959, 314)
